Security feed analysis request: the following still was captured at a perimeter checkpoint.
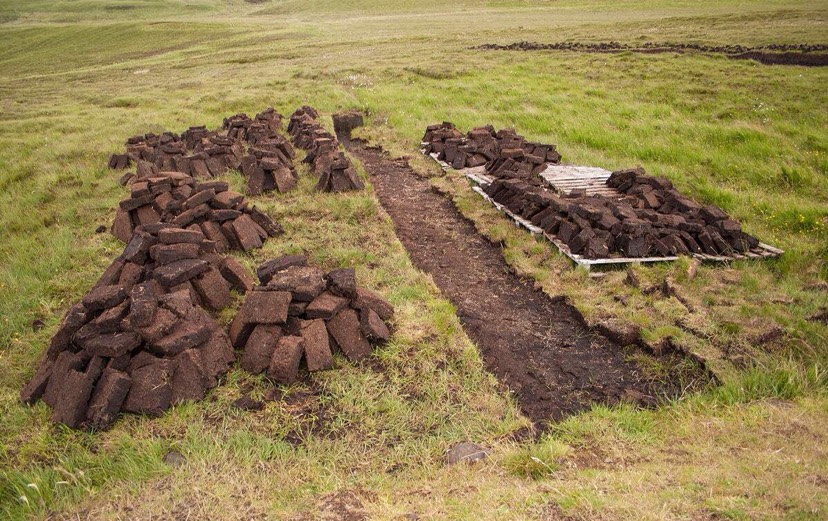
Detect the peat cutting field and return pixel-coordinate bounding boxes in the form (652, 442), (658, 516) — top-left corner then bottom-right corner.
(1, 1), (828, 519)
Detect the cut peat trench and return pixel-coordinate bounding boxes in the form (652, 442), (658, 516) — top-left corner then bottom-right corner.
(349, 142), (665, 429)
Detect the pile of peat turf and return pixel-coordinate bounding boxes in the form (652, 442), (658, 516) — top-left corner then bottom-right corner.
(112, 167), (283, 253)
(484, 168), (760, 259)
(23, 109), (395, 430)
(233, 255), (394, 384)
(109, 107), (298, 197)
(421, 122), (561, 178)
(288, 106), (365, 192)
(18, 223), (250, 429)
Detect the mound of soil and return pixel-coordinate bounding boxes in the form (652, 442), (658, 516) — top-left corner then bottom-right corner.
(473, 41), (828, 67)
(422, 122), (561, 175)
(232, 256), (394, 384)
(485, 168), (759, 259)
(288, 106), (365, 193)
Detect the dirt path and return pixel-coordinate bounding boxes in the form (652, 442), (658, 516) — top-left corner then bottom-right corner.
(350, 142), (657, 428)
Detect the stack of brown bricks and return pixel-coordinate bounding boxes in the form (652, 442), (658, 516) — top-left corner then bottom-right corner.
(112, 164), (282, 253)
(19, 221), (258, 429)
(288, 106), (365, 193)
(484, 167), (760, 259)
(233, 255), (394, 384)
(422, 122), (562, 179)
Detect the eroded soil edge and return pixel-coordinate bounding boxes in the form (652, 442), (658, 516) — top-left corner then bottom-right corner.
(350, 142), (671, 428)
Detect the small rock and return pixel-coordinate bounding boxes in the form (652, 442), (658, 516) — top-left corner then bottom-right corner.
(95, 225), (107, 233)
(445, 442), (488, 465)
(162, 450), (185, 467)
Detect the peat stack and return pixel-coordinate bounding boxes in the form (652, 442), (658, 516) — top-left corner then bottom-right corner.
(18, 222), (260, 429)
(109, 107), (298, 196)
(112, 165), (283, 252)
(332, 111), (364, 144)
(224, 109), (298, 196)
(288, 106), (365, 193)
(484, 168), (759, 259)
(485, 128), (562, 181)
(232, 256), (394, 384)
(421, 122), (561, 176)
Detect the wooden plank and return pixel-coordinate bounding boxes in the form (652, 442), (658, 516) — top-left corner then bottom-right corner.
(758, 242), (785, 255)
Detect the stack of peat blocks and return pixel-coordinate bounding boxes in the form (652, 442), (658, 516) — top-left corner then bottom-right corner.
(288, 106), (365, 193)
(233, 255), (393, 385)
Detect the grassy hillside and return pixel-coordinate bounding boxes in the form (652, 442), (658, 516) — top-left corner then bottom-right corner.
(1, 1), (827, 519)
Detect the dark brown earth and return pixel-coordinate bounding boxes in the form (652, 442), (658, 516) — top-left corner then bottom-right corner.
(474, 41), (828, 67)
(349, 141), (662, 428)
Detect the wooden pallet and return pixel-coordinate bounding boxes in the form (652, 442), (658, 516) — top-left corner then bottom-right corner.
(539, 165), (619, 197)
(421, 149), (784, 268)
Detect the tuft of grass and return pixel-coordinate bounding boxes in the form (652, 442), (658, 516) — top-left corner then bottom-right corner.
(503, 439), (569, 479)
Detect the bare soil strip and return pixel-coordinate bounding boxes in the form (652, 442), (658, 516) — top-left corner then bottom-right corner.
(474, 42), (828, 67)
(350, 142), (661, 428)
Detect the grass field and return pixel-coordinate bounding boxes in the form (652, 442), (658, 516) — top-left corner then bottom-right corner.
(1, 0), (827, 519)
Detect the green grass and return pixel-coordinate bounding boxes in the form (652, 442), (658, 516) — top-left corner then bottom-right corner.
(1, 0), (827, 519)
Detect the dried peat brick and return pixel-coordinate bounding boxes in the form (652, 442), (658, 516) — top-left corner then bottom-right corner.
(305, 291), (349, 320)
(220, 257), (255, 293)
(236, 290), (291, 325)
(153, 258), (210, 287)
(135, 204), (161, 226)
(151, 320), (211, 357)
(353, 288), (394, 321)
(135, 307), (179, 343)
(45, 303), (89, 359)
(360, 308), (390, 343)
(198, 329), (235, 387)
(326, 268), (356, 298)
(117, 262), (144, 289)
(191, 268), (233, 310)
(232, 214), (264, 251)
(150, 243), (201, 265)
(240, 324), (282, 374)
(122, 232), (155, 264)
(42, 351), (87, 408)
(171, 349), (208, 404)
(86, 369), (132, 430)
(50, 369), (96, 429)
(112, 208), (133, 243)
(266, 265), (326, 301)
(266, 336), (304, 384)
(327, 309), (372, 362)
(256, 254), (307, 284)
(123, 359), (174, 416)
(78, 331), (143, 358)
(20, 357), (54, 405)
(158, 227), (204, 245)
(91, 301), (130, 333)
(82, 284), (127, 312)
(301, 319), (333, 372)
(129, 282), (159, 327)
(212, 190), (243, 209)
